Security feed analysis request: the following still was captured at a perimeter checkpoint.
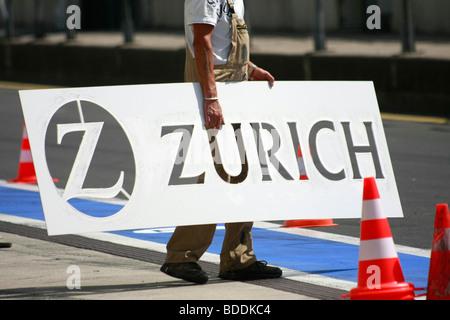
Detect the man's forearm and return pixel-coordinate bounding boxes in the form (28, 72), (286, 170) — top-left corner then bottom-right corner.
(192, 23), (225, 129)
(193, 35), (217, 99)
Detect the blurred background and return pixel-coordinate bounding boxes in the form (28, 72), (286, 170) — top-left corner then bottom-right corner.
(0, 0), (449, 116)
(3, 0), (450, 37)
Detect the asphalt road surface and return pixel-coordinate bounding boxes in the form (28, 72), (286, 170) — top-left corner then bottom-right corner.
(1, 87), (448, 251)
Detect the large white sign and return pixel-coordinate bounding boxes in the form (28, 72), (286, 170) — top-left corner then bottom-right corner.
(19, 81), (402, 235)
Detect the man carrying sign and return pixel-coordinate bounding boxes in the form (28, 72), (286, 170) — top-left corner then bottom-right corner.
(160, 0), (281, 284)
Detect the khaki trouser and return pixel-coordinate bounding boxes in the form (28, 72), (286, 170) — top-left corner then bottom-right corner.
(165, 1), (256, 272)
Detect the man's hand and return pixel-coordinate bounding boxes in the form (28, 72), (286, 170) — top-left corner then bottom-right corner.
(249, 65), (275, 87)
(204, 99), (225, 130)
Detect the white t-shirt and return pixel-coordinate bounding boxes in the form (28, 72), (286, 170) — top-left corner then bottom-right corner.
(185, 0), (245, 65)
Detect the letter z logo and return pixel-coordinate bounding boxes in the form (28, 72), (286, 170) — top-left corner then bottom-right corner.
(57, 122), (125, 201)
(46, 100), (135, 218)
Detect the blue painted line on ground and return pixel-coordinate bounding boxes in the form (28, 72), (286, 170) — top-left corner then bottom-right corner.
(0, 185), (430, 290)
(112, 228), (361, 283)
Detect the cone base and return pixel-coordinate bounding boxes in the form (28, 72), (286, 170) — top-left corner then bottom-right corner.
(8, 176), (38, 184)
(426, 251), (450, 300)
(8, 177), (58, 184)
(342, 282), (417, 300)
(282, 219), (337, 228)
(426, 204), (450, 300)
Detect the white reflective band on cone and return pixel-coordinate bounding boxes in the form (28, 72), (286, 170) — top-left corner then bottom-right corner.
(359, 238), (398, 261)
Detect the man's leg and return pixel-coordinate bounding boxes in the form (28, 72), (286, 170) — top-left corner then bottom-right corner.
(161, 224), (216, 284)
(220, 222), (257, 271)
(219, 222), (282, 280)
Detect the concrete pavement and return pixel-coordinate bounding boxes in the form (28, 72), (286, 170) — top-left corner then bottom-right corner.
(0, 230), (313, 300)
(28, 31), (450, 60)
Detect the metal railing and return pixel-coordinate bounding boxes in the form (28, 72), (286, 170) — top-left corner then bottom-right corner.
(0, 0), (14, 38)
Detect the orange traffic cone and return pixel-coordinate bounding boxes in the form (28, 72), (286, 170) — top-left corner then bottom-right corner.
(297, 144), (308, 181)
(342, 177), (420, 300)
(282, 144), (336, 228)
(8, 124), (38, 183)
(8, 123), (57, 184)
(426, 203), (450, 300)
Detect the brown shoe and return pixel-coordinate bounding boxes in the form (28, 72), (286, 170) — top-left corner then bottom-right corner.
(218, 261), (282, 281)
